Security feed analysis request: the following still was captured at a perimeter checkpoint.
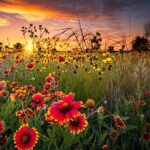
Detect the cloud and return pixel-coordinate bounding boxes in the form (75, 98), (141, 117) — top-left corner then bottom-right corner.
(0, 17), (10, 26)
(0, 0), (66, 22)
(1, 0), (149, 25)
(0, 0), (149, 42)
(0, 0), (136, 22)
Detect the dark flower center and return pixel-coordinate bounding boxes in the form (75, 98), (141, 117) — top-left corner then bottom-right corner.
(71, 118), (80, 126)
(21, 135), (30, 143)
(35, 99), (41, 104)
(61, 102), (72, 113)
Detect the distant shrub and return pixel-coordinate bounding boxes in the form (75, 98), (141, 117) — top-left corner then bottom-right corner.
(132, 36), (149, 52)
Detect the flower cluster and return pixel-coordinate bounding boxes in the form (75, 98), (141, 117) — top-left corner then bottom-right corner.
(45, 93), (88, 134)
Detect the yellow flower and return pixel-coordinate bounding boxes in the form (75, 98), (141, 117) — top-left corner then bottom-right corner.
(102, 52), (110, 57)
(97, 106), (105, 114)
(85, 99), (95, 109)
(10, 93), (17, 101)
(103, 57), (112, 64)
(15, 89), (26, 96)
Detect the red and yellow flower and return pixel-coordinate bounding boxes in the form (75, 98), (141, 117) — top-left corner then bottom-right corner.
(114, 116), (126, 129)
(10, 93), (18, 101)
(69, 114), (88, 134)
(102, 144), (109, 150)
(16, 108), (34, 123)
(45, 93), (82, 125)
(10, 82), (18, 89)
(32, 93), (45, 108)
(3, 70), (10, 76)
(10, 65), (16, 72)
(25, 85), (35, 94)
(14, 124), (38, 150)
(43, 82), (51, 91)
(45, 75), (55, 83)
(26, 62), (34, 70)
(0, 80), (6, 90)
(0, 90), (9, 97)
(58, 56), (65, 63)
(15, 89), (26, 97)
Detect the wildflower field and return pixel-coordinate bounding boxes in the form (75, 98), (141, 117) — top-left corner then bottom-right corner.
(0, 0), (150, 148)
(0, 48), (150, 150)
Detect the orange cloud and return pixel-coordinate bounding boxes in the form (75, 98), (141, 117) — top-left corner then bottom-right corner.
(0, 1), (74, 22)
(0, 17), (10, 26)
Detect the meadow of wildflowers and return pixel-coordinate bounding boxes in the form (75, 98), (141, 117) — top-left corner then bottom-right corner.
(0, 50), (150, 150)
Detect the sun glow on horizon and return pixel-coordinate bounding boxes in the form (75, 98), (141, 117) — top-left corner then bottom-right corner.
(25, 40), (33, 54)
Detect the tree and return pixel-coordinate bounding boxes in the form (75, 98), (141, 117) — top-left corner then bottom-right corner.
(132, 36), (149, 52)
(13, 42), (23, 52)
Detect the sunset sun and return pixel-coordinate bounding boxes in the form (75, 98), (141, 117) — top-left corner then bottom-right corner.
(25, 40), (33, 52)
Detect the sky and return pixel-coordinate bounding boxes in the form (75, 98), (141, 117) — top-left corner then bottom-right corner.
(0, 0), (150, 49)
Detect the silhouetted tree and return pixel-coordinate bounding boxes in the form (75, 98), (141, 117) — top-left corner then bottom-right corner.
(132, 36), (149, 52)
(14, 42), (23, 52)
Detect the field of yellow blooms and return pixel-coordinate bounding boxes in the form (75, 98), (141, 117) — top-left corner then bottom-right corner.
(0, 51), (150, 150)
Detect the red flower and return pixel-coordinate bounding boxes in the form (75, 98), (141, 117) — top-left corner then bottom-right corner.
(25, 85), (35, 94)
(45, 75), (55, 83)
(114, 116), (126, 129)
(10, 65), (16, 72)
(10, 82), (18, 89)
(26, 63), (34, 70)
(10, 93), (18, 101)
(3, 70), (10, 76)
(0, 80), (6, 90)
(32, 93), (45, 108)
(69, 114), (88, 134)
(103, 144), (109, 150)
(1, 55), (7, 60)
(0, 135), (6, 147)
(45, 93), (82, 125)
(14, 124), (38, 150)
(144, 91), (150, 95)
(0, 90), (9, 97)
(16, 108), (34, 123)
(43, 82), (51, 91)
(141, 132), (150, 141)
(58, 56), (65, 62)
(51, 81), (59, 88)
(0, 120), (4, 133)
(15, 57), (24, 64)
